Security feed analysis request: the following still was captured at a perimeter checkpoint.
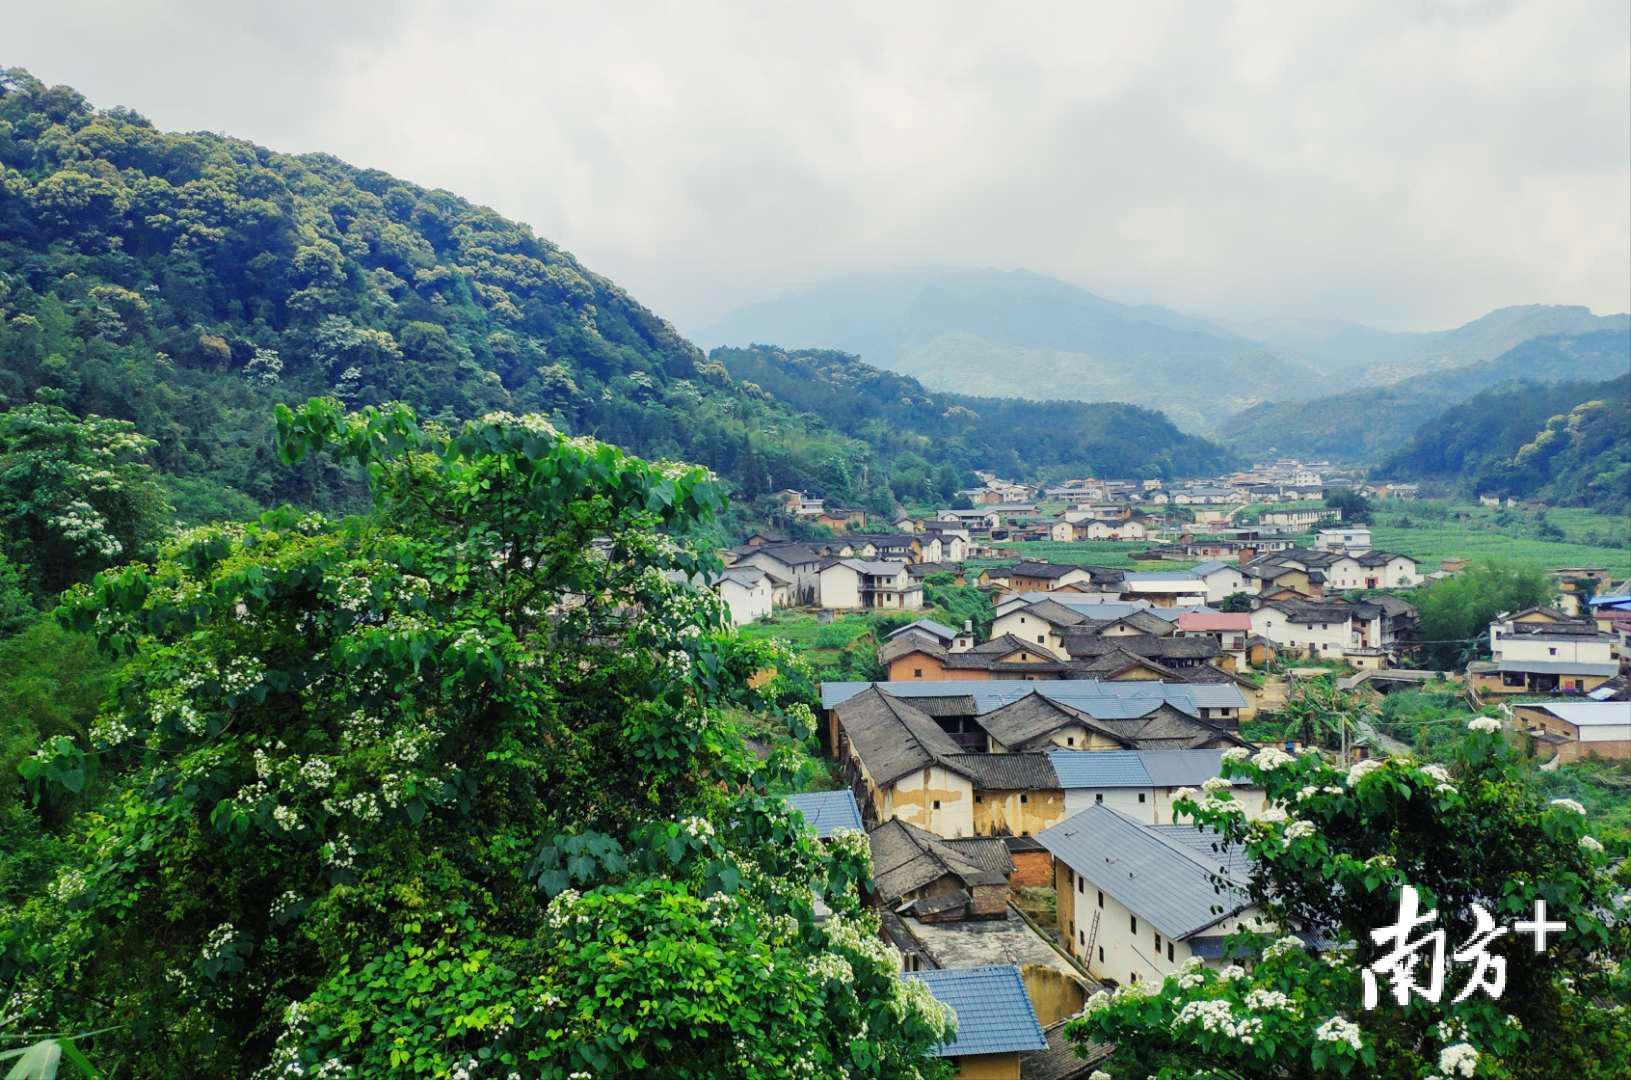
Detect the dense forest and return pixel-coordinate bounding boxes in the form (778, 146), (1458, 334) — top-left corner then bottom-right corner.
(712, 345), (1237, 492)
(0, 69), (1234, 525)
(1217, 330), (1631, 461)
(1378, 373), (1630, 513)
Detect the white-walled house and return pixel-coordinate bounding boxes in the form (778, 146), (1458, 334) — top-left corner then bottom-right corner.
(1042, 805), (1272, 985)
(713, 566), (774, 625)
(1189, 560), (1250, 604)
(1323, 552), (1423, 591)
(816, 560), (864, 610)
(1315, 527), (1372, 554)
(1049, 750), (1266, 824)
(1249, 601), (1353, 659)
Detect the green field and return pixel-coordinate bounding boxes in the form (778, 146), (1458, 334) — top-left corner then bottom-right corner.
(1367, 500), (1630, 576)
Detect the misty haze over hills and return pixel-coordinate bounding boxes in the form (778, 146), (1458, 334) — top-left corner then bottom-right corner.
(695, 268), (1628, 444)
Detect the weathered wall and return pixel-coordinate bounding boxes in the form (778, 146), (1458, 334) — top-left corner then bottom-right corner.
(974, 788), (1067, 838)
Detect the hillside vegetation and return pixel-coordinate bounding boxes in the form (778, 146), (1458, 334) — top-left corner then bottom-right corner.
(1378, 374), (1630, 513)
(713, 344), (1236, 485)
(0, 70), (1230, 521)
(1216, 330), (1631, 461)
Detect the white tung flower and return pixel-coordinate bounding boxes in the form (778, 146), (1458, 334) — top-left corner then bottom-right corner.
(1580, 835), (1604, 852)
(1439, 1042), (1479, 1077)
(1221, 747), (1251, 764)
(1550, 798), (1587, 816)
(1467, 716), (1502, 733)
(1314, 1015), (1363, 1051)
(1345, 759), (1382, 787)
(1251, 747), (1295, 771)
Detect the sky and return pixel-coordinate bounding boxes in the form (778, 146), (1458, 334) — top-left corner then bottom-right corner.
(11, 1), (1630, 335)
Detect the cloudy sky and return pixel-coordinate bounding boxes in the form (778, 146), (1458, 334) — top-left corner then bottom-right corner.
(12, 1), (1630, 333)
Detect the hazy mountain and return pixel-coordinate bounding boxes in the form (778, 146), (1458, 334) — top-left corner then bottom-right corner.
(695, 268), (1321, 433)
(697, 270), (1627, 434)
(1226, 305), (1630, 388)
(1216, 330), (1631, 462)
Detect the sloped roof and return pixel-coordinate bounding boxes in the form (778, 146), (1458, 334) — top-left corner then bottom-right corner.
(1496, 659), (1620, 677)
(1022, 1019), (1113, 1080)
(885, 618), (959, 642)
(1049, 745), (1245, 787)
(1060, 632), (1217, 660)
(833, 687), (972, 785)
(1037, 804), (1252, 939)
(941, 752), (1060, 791)
(783, 790), (864, 838)
(1008, 561), (1093, 579)
(978, 692), (1133, 751)
(1519, 701), (1631, 727)
(821, 680), (1248, 717)
(944, 837), (1020, 878)
(904, 965), (1049, 1058)
(869, 818), (1009, 904)
(1177, 612), (1253, 632)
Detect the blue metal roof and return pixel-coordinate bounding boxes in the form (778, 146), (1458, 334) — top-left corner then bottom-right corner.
(783, 790), (864, 838)
(903, 965), (1048, 1057)
(1046, 750), (1152, 788)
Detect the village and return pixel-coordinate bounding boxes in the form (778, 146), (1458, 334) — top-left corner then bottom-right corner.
(716, 462), (1631, 1078)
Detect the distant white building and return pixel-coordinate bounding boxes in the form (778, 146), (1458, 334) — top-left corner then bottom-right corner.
(1315, 527), (1372, 555)
(713, 567), (774, 625)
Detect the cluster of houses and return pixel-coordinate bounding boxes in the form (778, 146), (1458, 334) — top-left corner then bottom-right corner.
(1468, 604), (1627, 703)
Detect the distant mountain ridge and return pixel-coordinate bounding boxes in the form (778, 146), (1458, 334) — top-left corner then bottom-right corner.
(1215, 330), (1631, 462)
(697, 269), (1627, 434)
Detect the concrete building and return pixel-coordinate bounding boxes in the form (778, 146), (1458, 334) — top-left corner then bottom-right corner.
(1041, 805), (1271, 986)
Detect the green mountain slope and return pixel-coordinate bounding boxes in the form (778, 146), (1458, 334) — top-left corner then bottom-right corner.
(1377, 373), (1631, 513)
(0, 69), (1232, 518)
(696, 268), (1321, 433)
(713, 345), (1238, 487)
(1215, 330), (1631, 462)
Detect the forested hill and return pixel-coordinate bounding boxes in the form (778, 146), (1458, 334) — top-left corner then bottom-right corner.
(1215, 329), (1631, 462)
(0, 70), (1229, 521)
(1376, 373), (1630, 513)
(714, 345), (1237, 484)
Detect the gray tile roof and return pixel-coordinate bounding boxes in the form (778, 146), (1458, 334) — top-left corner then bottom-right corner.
(1037, 805), (1252, 939)
(783, 790), (863, 838)
(904, 965), (1049, 1058)
(978, 692), (1133, 751)
(869, 818), (1009, 905)
(1022, 1019), (1113, 1080)
(832, 687), (973, 785)
(821, 679), (1247, 717)
(944, 836), (1020, 878)
(1046, 750), (1152, 788)
(942, 752), (1060, 791)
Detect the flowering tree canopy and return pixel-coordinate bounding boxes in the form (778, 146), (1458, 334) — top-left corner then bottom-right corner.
(1067, 729), (1631, 1078)
(5, 399), (953, 1077)
(0, 400), (170, 596)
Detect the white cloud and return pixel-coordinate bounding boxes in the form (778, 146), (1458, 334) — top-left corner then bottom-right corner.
(10, 0), (1628, 333)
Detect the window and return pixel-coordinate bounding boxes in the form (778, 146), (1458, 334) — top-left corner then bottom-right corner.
(932, 800), (941, 810)
(1138, 792), (1146, 804)
(1078, 929), (1084, 946)
(1168, 942), (1175, 962)
(1095, 793), (1104, 804)
(1066, 736), (1075, 746)
(1154, 931), (1162, 950)
(1077, 877), (1084, 894)
(1020, 653), (1028, 661)
(974, 794), (983, 804)
(1097, 890), (1103, 908)
(1037, 634), (1045, 644)
(1130, 972), (1139, 984)
(1020, 793), (1029, 804)
(1098, 946), (1104, 963)
(1549, 647), (1558, 656)
(1130, 915), (1138, 934)
(913, 668), (923, 678)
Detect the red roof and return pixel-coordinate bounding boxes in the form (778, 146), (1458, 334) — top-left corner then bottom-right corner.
(1177, 612), (1252, 632)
